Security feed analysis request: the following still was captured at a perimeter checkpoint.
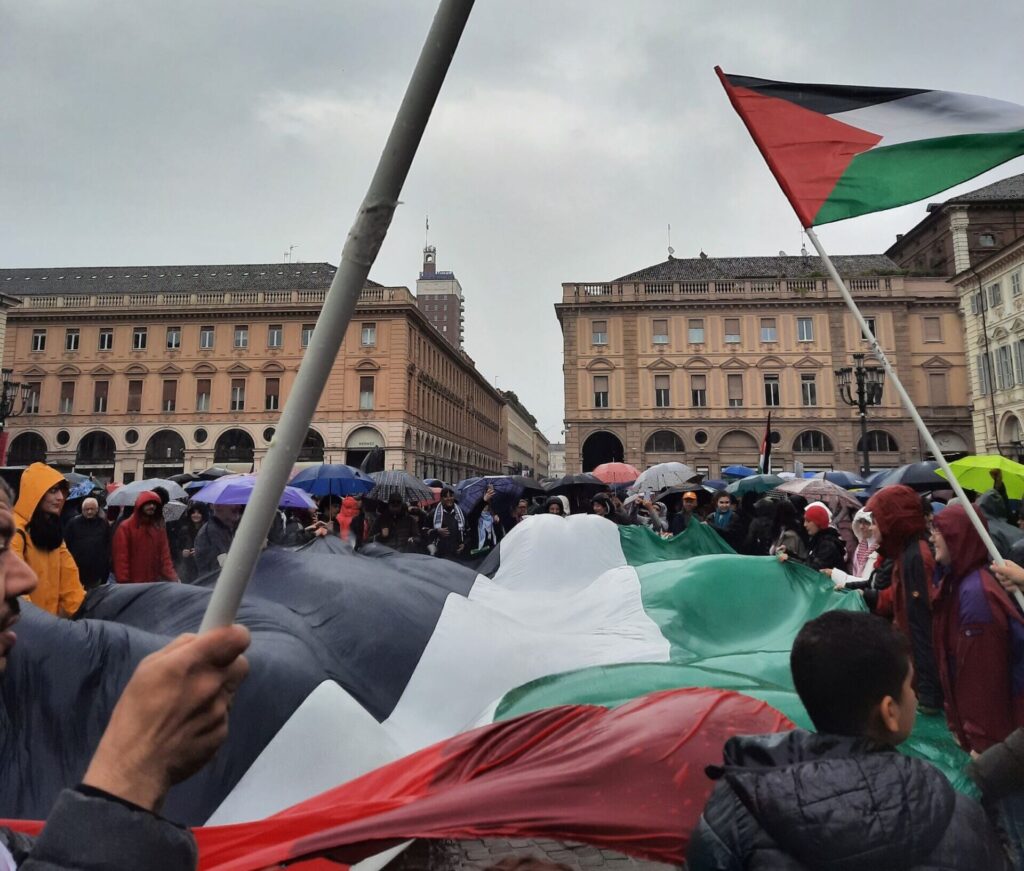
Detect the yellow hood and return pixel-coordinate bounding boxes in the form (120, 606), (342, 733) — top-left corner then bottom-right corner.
(14, 462), (67, 523)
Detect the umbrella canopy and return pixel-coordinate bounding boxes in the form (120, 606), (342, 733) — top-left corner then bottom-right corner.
(774, 478), (863, 513)
(867, 461), (945, 493)
(544, 473), (606, 495)
(184, 479), (209, 494)
(191, 474), (316, 509)
(106, 478), (188, 508)
(726, 474), (784, 496)
(63, 472), (93, 486)
(722, 464), (757, 479)
(655, 485), (712, 507)
(290, 464), (376, 498)
(936, 454), (1024, 500)
(196, 466), (234, 480)
(455, 475), (546, 512)
(629, 463), (701, 495)
(702, 479), (728, 492)
(591, 462), (639, 485)
(819, 470), (869, 489)
(368, 470), (434, 503)
(168, 472), (198, 485)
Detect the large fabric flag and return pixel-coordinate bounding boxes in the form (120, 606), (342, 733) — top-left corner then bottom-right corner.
(716, 68), (1024, 226)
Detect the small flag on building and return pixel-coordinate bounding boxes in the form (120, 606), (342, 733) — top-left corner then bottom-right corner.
(758, 412), (772, 475)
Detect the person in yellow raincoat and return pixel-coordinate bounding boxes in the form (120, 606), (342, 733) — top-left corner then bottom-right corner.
(12, 462), (85, 616)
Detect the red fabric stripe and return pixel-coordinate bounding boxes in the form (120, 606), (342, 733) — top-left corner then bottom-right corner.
(194, 688), (793, 870)
(715, 67), (881, 226)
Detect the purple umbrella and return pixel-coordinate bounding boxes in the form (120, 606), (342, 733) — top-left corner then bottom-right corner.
(191, 474), (316, 510)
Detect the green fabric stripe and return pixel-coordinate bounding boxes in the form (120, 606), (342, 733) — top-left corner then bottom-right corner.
(814, 129), (1024, 225)
(619, 522), (735, 567)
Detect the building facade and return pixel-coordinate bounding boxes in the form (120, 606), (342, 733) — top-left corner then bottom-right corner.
(416, 246), (465, 349)
(0, 264), (503, 483)
(951, 235), (1024, 458)
(498, 390), (550, 478)
(556, 255), (974, 477)
(547, 442), (566, 477)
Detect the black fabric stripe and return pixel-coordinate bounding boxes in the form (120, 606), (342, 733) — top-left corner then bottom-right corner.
(725, 73), (928, 116)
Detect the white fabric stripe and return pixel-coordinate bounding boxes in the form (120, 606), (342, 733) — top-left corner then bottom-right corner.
(830, 89), (1024, 149)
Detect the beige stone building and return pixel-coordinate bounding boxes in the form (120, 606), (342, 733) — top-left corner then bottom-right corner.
(498, 390), (550, 478)
(556, 254), (974, 477)
(0, 264), (504, 483)
(416, 246), (465, 349)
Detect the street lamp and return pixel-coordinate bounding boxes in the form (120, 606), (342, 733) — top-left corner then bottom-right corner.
(834, 353), (886, 477)
(0, 369), (32, 465)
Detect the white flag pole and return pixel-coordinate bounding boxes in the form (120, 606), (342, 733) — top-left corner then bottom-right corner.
(804, 227), (1024, 610)
(200, 0), (475, 632)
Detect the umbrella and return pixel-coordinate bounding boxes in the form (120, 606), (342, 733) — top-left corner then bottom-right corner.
(655, 485), (712, 507)
(196, 466), (234, 480)
(63, 472), (93, 486)
(106, 478), (188, 508)
(184, 479), (209, 494)
(368, 470), (434, 503)
(936, 455), (1024, 500)
(544, 473), (606, 495)
(726, 474), (784, 496)
(455, 475), (546, 512)
(774, 478), (864, 513)
(722, 464), (757, 479)
(192, 474), (316, 509)
(168, 473), (198, 485)
(629, 463), (701, 495)
(290, 464), (376, 498)
(67, 480), (102, 500)
(702, 479), (728, 492)
(867, 461), (945, 493)
(819, 470), (869, 489)
(163, 502), (187, 523)
(591, 462), (639, 485)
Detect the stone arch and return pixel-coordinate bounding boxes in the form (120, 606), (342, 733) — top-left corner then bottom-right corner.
(644, 430), (684, 453)
(794, 429), (836, 453)
(581, 430), (624, 472)
(76, 430), (116, 480)
(7, 432), (47, 466)
(298, 428), (325, 462)
(144, 429), (186, 477)
(345, 425), (384, 468)
(855, 430), (898, 453)
(214, 428), (255, 465)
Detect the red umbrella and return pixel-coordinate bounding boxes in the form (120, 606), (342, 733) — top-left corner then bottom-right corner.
(591, 462), (639, 484)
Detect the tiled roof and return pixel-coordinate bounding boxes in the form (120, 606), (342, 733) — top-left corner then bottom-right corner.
(946, 172), (1024, 204)
(0, 263), (381, 296)
(615, 254), (901, 282)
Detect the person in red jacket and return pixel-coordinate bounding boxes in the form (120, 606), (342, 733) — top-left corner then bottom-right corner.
(112, 491), (179, 583)
(865, 484), (943, 711)
(931, 504), (1024, 753)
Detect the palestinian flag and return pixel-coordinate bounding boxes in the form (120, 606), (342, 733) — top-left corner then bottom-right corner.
(0, 521), (971, 866)
(716, 68), (1024, 226)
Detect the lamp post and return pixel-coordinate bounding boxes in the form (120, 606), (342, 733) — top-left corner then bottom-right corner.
(834, 353), (886, 477)
(0, 369), (31, 465)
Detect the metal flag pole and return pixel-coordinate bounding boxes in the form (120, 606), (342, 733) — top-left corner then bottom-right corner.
(804, 227), (1024, 610)
(200, 0), (475, 632)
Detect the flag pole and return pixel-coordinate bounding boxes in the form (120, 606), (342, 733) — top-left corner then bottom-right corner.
(803, 227), (1024, 608)
(200, 0), (475, 632)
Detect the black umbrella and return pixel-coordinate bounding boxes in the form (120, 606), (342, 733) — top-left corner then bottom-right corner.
(197, 466), (234, 480)
(867, 461), (945, 493)
(368, 470), (434, 503)
(544, 473), (607, 514)
(360, 447), (386, 475)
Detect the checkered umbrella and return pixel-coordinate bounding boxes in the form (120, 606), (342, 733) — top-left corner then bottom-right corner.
(368, 470), (434, 503)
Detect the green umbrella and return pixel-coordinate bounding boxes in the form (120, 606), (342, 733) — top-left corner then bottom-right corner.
(726, 474), (784, 496)
(936, 454), (1024, 499)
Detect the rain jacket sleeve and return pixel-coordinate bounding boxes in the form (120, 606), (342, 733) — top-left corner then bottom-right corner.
(57, 546), (85, 616)
(112, 523), (132, 584)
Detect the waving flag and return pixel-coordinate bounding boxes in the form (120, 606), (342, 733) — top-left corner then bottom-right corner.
(716, 68), (1024, 226)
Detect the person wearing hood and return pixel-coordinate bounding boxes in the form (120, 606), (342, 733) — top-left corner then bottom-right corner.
(976, 487), (1024, 557)
(336, 495), (368, 548)
(545, 495), (569, 516)
(865, 484), (943, 711)
(771, 499), (808, 564)
(112, 491), (179, 584)
(930, 505), (1024, 754)
(740, 496), (776, 555)
(11, 462), (85, 617)
(688, 610), (1008, 870)
(826, 508), (879, 588)
(803, 502), (847, 571)
(591, 493), (629, 525)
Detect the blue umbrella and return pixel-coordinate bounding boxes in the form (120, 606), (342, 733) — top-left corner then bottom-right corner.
(702, 479), (728, 492)
(191, 474), (316, 509)
(722, 465), (757, 479)
(290, 464), (375, 498)
(455, 475), (545, 512)
(819, 470), (869, 489)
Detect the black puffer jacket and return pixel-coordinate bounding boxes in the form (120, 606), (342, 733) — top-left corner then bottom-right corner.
(687, 730), (1008, 870)
(806, 527), (847, 571)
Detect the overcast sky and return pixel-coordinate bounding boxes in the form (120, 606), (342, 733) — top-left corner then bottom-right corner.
(4, 1), (1024, 443)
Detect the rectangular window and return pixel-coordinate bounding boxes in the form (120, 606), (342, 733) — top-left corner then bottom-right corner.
(59, 381), (75, 414)
(162, 380), (177, 412)
(93, 381), (108, 413)
(998, 345), (1015, 390)
(301, 324), (315, 348)
(727, 373), (743, 407)
(655, 374), (670, 407)
(687, 318), (705, 344)
(31, 329), (46, 352)
(196, 378), (211, 412)
(863, 316), (877, 340)
(360, 322), (377, 346)
(127, 380), (143, 413)
(64, 329), (79, 352)
(267, 324), (283, 348)
(98, 328), (113, 351)
(764, 373), (781, 406)
(132, 327), (147, 350)
(591, 320), (608, 345)
(970, 294), (980, 315)
(230, 379), (246, 411)
(800, 373), (818, 406)
(760, 318), (777, 342)
(989, 282), (1003, 308)
(199, 326), (215, 349)
(1013, 271), (1023, 298)
(923, 316), (942, 343)
(25, 383), (40, 414)
(690, 374), (707, 407)
(234, 325), (249, 349)
(265, 377), (280, 411)
(928, 372), (949, 407)
(166, 326), (181, 350)
(359, 375), (375, 411)
(796, 317), (813, 342)
(1016, 341), (1024, 386)
(652, 319), (669, 345)
(724, 318), (741, 344)
(593, 375), (609, 408)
